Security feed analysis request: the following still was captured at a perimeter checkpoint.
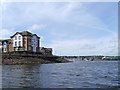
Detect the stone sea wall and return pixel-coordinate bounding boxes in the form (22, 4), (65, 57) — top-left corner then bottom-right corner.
(2, 54), (69, 65)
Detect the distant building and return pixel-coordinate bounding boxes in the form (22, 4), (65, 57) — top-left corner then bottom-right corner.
(0, 31), (40, 53)
(102, 56), (110, 60)
(40, 47), (52, 55)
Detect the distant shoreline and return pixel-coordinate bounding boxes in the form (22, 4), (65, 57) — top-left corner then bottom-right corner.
(94, 59), (119, 61)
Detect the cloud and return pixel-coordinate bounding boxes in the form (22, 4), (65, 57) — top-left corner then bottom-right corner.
(3, 2), (117, 34)
(2, 2), (83, 27)
(0, 28), (15, 39)
(48, 36), (118, 56)
(27, 24), (46, 31)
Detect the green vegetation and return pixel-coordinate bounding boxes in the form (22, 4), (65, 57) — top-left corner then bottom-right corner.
(95, 59), (119, 61)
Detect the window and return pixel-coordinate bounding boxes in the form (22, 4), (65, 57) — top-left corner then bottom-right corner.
(4, 42), (6, 45)
(19, 41), (21, 46)
(24, 36), (27, 39)
(28, 46), (31, 51)
(24, 46), (26, 50)
(4, 48), (6, 51)
(19, 48), (22, 51)
(19, 36), (21, 40)
(24, 41), (26, 44)
(29, 42), (31, 46)
(15, 36), (17, 40)
(15, 42), (17, 47)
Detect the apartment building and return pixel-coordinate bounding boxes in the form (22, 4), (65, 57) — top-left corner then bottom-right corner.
(0, 31), (40, 53)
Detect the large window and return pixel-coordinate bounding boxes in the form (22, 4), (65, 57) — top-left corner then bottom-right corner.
(29, 42), (31, 45)
(15, 42), (17, 47)
(19, 36), (21, 40)
(15, 36), (17, 40)
(15, 48), (17, 51)
(19, 41), (21, 46)
(28, 46), (31, 51)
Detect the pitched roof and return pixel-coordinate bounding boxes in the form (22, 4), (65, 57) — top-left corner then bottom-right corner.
(20, 31), (33, 36)
(10, 31), (40, 38)
(0, 39), (11, 42)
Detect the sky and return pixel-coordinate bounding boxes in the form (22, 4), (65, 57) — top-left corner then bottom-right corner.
(0, 2), (118, 56)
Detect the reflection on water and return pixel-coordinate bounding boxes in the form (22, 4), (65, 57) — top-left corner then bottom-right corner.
(2, 61), (119, 88)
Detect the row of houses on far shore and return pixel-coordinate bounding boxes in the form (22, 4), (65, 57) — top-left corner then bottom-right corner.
(0, 31), (52, 55)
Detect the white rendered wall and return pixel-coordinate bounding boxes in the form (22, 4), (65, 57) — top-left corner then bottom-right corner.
(12, 34), (23, 47)
(3, 42), (7, 52)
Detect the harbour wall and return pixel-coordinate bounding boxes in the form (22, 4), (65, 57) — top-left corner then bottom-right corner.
(2, 54), (69, 65)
